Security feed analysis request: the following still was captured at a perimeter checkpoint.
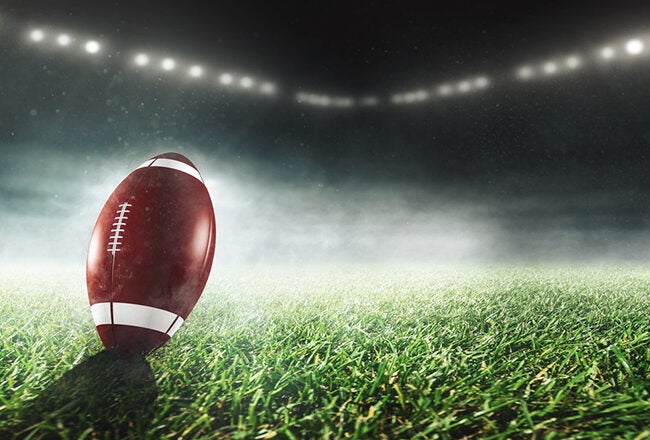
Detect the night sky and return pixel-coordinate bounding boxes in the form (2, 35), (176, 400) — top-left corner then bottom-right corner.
(3, 1), (650, 264)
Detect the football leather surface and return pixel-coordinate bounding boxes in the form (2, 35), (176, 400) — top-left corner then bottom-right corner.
(86, 152), (216, 354)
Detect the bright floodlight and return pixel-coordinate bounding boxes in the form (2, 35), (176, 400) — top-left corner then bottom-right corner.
(134, 53), (149, 66)
(516, 65), (534, 80)
(161, 58), (176, 71)
(457, 81), (472, 93)
(219, 73), (234, 85)
(260, 82), (276, 94)
(240, 76), (254, 88)
(543, 61), (558, 74)
(625, 39), (644, 55)
(565, 56), (580, 69)
(600, 46), (615, 59)
(474, 76), (489, 88)
(437, 84), (453, 96)
(414, 90), (429, 101)
(334, 97), (354, 107)
(56, 34), (71, 46)
(189, 66), (203, 78)
(84, 40), (100, 54)
(29, 29), (45, 42)
(361, 96), (379, 106)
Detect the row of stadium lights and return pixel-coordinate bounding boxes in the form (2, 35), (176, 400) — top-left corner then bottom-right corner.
(516, 39), (647, 80)
(22, 26), (650, 109)
(29, 29), (101, 53)
(293, 37), (650, 108)
(295, 93), (379, 108)
(26, 28), (277, 96)
(391, 76), (490, 105)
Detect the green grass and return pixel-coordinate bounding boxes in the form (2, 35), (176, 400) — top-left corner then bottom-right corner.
(1, 265), (649, 439)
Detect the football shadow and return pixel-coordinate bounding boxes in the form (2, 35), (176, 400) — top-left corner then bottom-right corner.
(9, 350), (158, 438)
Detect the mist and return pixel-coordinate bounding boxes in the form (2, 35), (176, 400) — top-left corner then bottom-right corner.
(2, 143), (650, 267)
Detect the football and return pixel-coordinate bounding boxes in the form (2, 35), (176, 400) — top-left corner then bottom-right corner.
(86, 152), (216, 355)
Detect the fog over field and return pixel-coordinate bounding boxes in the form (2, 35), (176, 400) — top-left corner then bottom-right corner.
(3, 144), (650, 266)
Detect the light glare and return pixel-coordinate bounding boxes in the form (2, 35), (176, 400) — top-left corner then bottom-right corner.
(437, 84), (453, 96)
(240, 76), (254, 88)
(416, 90), (429, 99)
(516, 65), (534, 80)
(458, 81), (472, 93)
(600, 46), (615, 59)
(189, 65), (203, 78)
(625, 39), (644, 55)
(361, 96), (379, 106)
(134, 53), (149, 66)
(57, 34), (71, 46)
(84, 40), (100, 54)
(565, 56), (580, 69)
(474, 76), (489, 88)
(260, 82), (276, 94)
(161, 58), (176, 71)
(543, 61), (558, 74)
(29, 29), (44, 42)
(219, 73), (234, 85)
(334, 97), (354, 107)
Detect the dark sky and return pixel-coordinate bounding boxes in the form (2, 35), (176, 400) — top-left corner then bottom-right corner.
(3, 0), (650, 188)
(4, 1), (650, 263)
(5, 1), (650, 89)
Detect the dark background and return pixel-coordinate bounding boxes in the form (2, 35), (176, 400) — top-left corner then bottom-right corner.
(3, 1), (650, 263)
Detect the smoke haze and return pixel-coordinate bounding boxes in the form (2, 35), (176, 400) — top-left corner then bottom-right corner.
(3, 144), (650, 266)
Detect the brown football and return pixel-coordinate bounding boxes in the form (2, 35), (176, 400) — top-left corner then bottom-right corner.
(86, 152), (216, 355)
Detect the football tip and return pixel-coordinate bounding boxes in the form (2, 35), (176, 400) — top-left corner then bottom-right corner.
(150, 152), (198, 170)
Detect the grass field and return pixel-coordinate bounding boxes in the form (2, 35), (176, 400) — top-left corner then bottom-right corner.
(0, 265), (649, 439)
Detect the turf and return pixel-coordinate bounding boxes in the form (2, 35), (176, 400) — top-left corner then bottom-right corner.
(0, 265), (649, 439)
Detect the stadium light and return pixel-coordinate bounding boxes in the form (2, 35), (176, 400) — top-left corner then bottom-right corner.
(543, 61), (558, 74)
(625, 38), (644, 55)
(600, 46), (615, 60)
(161, 58), (176, 71)
(240, 76), (254, 88)
(189, 65), (203, 78)
(84, 40), (100, 54)
(417, 90), (429, 100)
(260, 82), (276, 94)
(134, 53), (149, 66)
(437, 84), (453, 96)
(333, 97), (354, 107)
(457, 81), (472, 93)
(361, 96), (379, 106)
(29, 29), (44, 42)
(565, 56), (581, 69)
(219, 73), (234, 85)
(516, 65), (534, 80)
(56, 34), (71, 46)
(297, 91), (356, 108)
(474, 76), (490, 88)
